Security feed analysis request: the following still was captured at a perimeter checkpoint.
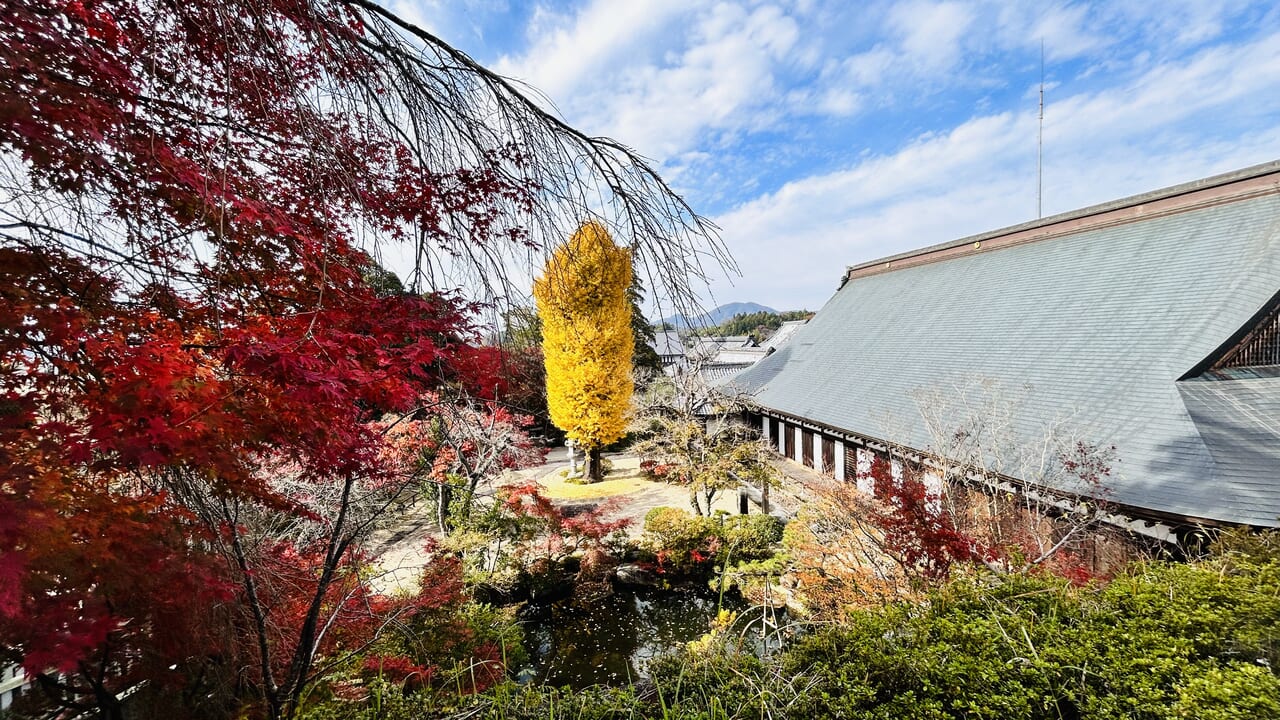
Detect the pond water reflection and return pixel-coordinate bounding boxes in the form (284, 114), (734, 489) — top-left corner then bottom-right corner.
(519, 586), (746, 688)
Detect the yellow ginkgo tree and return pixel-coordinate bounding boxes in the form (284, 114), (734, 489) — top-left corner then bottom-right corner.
(532, 221), (634, 481)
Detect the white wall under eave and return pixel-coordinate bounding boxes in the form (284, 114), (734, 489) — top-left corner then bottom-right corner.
(834, 439), (845, 481)
(1, 663), (30, 712)
(794, 426), (803, 463)
(924, 469), (943, 513)
(856, 448), (874, 495)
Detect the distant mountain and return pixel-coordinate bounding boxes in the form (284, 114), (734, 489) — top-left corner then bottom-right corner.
(661, 302), (777, 329)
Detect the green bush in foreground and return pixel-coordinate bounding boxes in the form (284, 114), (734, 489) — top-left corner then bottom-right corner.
(299, 682), (642, 720)
(665, 531), (1280, 720)
(304, 532), (1280, 719)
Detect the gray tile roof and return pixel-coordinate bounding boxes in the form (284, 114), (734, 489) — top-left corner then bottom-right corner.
(654, 330), (684, 357)
(1178, 377), (1280, 525)
(763, 320), (805, 350)
(700, 362), (755, 382)
(728, 174), (1280, 527)
(713, 348), (769, 364)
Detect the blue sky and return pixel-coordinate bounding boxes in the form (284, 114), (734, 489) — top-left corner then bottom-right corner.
(392, 0), (1280, 312)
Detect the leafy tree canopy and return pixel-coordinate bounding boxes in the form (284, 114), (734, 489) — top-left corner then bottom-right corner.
(0, 1), (726, 717)
(532, 222), (633, 480)
(628, 277), (663, 380)
(694, 310), (813, 339)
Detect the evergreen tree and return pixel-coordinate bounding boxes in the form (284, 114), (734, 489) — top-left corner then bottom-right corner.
(628, 278), (664, 381)
(532, 222), (634, 481)
(697, 310), (814, 338)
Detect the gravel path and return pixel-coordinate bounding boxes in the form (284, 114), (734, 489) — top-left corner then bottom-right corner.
(367, 449), (755, 593)
(518, 453), (742, 540)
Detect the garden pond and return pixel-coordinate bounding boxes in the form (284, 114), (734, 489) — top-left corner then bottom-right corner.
(516, 585), (785, 689)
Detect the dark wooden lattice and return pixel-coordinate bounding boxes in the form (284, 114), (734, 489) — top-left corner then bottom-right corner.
(1213, 298), (1280, 369)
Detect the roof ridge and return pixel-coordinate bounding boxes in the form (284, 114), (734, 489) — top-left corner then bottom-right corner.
(845, 159), (1280, 282)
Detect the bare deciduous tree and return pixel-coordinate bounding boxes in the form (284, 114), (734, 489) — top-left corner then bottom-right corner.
(912, 377), (1120, 572)
(631, 359), (779, 516)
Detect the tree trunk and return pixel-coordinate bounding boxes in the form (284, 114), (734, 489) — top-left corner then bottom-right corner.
(436, 484), (453, 532)
(690, 491), (705, 516)
(585, 446), (604, 482)
(86, 675), (124, 720)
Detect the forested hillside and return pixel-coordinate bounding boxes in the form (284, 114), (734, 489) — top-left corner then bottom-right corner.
(695, 310), (814, 338)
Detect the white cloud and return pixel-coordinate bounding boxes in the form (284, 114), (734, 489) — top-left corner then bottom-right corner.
(1104, 0), (1243, 49)
(992, 3), (1108, 62)
(841, 47), (898, 85)
(493, 1), (803, 159)
(385, 0), (443, 36)
(889, 1), (975, 72)
(814, 87), (861, 115)
(1045, 36), (1280, 149)
(492, 0), (692, 102)
(710, 30), (1280, 310)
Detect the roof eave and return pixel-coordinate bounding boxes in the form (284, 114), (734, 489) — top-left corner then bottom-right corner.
(745, 403), (1262, 537)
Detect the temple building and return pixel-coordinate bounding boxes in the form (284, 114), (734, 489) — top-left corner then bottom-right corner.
(727, 161), (1280, 544)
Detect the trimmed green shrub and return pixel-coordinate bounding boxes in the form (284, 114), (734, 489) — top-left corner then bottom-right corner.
(643, 507), (722, 574)
(650, 533), (1280, 719)
(643, 508), (784, 576)
(724, 513), (783, 557)
(1173, 663), (1280, 720)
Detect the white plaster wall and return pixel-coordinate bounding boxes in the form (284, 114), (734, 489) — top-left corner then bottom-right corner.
(924, 470), (943, 513)
(856, 448), (874, 495)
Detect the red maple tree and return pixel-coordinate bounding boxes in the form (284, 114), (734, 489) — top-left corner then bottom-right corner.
(380, 391), (546, 530)
(1, 0), (723, 718)
(863, 456), (988, 579)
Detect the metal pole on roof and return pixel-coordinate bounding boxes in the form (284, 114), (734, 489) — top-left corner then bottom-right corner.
(1038, 39), (1044, 219)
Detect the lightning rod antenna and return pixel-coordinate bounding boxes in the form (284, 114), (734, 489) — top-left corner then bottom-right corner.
(1037, 39), (1044, 219)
